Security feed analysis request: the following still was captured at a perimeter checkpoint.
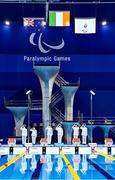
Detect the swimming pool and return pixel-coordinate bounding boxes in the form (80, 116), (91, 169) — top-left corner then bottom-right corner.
(0, 154), (115, 180)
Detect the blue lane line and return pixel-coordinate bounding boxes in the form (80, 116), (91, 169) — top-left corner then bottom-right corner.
(31, 158), (42, 180)
(87, 158), (114, 180)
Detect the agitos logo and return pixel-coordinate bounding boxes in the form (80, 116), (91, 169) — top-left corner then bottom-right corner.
(29, 32), (65, 54)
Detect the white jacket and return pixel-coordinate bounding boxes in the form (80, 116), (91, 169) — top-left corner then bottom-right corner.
(56, 127), (63, 136)
(72, 126), (79, 136)
(80, 127), (87, 136)
(46, 126), (53, 136)
(20, 127), (27, 136)
(30, 129), (37, 137)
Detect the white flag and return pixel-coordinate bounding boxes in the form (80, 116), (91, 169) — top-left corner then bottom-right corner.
(75, 18), (96, 34)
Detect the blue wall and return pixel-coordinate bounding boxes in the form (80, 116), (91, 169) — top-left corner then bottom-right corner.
(0, 18), (115, 138)
(0, 22), (115, 54)
(1, 54), (115, 138)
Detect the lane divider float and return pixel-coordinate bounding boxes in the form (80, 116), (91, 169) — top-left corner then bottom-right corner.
(60, 150), (80, 180)
(95, 150), (115, 160)
(0, 151), (27, 172)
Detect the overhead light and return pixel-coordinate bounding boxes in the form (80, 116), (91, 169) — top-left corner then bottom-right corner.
(41, 20), (46, 26)
(90, 90), (95, 96)
(5, 20), (10, 25)
(26, 90), (32, 95)
(101, 21), (107, 26)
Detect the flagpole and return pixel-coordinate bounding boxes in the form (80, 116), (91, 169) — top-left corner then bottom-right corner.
(90, 90), (95, 143)
(45, 1), (49, 23)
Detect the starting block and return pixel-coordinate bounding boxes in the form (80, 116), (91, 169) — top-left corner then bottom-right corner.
(105, 138), (113, 147)
(40, 138), (48, 146)
(8, 138), (16, 146)
(72, 138), (80, 146)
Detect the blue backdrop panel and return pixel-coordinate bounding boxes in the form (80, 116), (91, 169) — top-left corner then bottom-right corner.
(0, 22), (115, 54)
(0, 20), (115, 139)
(0, 54), (115, 72)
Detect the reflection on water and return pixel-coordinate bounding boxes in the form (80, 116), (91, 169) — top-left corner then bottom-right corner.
(20, 156), (27, 174)
(80, 154), (88, 174)
(55, 155), (63, 173)
(72, 154), (81, 171)
(45, 155), (53, 173)
(40, 155), (53, 173)
(19, 154), (37, 174)
(72, 154), (89, 174)
(30, 154), (37, 171)
(7, 154), (15, 161)
(1, 153), (115, 180)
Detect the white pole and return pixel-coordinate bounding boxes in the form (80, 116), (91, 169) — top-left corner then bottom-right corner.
(90, 90), (95, 143)
(91, 93), (93, 143)
(26, 90), (32, 143)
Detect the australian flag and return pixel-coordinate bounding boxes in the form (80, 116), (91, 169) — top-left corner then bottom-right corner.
(23, 17), (45, 32)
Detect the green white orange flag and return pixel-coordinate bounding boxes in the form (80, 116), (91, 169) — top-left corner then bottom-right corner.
(49, 11), (70, 27)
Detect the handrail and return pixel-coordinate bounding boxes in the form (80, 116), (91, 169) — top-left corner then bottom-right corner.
(55, 74), (69, 87)
(69, 118), (115, 125)
(55, 75), (80, 87)
(4, 99), (42, 107)
(51, 89), (62, 101)
(52, 118), (60, 124)
(51, 106), (65, 121)
(73, 116), (115, 120)
(56, 74), (69, 85)
(50, 88), (63, 106)
(51, 95), (63, 106)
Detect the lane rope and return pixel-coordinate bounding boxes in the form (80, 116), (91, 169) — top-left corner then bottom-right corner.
(95, 150), (115, 160)
(0, 151), (27, 172)
(60, 150), (80, 180)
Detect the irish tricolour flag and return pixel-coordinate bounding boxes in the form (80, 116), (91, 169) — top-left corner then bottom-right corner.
(49, 11), (70, 27)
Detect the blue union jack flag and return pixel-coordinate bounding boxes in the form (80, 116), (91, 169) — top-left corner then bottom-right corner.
(23, 17), (45, 32)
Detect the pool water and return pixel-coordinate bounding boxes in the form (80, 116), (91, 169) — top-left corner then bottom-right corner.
(0, 154), (115, 180)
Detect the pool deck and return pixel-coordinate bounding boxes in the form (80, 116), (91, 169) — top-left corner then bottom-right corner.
(0, 144), (115, 155)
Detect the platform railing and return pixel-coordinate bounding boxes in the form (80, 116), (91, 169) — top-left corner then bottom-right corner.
(51, 89), (63, 107)
(51, 106), (65, 123)
(110, 127), (115, 133)
(1, 1), (115, 4)
(4, 98), (42, 110)
(55, 74), (69, 87)
(73, 116), (115, 125)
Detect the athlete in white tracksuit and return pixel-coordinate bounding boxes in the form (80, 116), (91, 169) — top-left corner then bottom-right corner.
(45, 125), (53, 144)
(20, 125), (27, 145)
(30, 127), (37, 145)
(72, 124), (79, 139)
(80, 124), (88, 144)
(56, 124), (63, 144)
